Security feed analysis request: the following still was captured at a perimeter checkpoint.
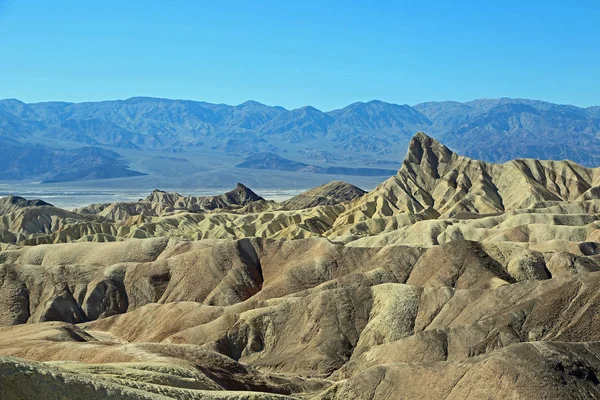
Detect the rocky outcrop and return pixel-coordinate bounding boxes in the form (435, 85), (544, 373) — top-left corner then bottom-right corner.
(145, 183), (265, 211)
(0, 196), (52, 216)
(335, 132), (599, 224)
(320, 342), (600, 399)
(281, 181), (366, 210)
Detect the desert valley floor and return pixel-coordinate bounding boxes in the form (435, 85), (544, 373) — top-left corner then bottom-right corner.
(0, 132), (600, 399)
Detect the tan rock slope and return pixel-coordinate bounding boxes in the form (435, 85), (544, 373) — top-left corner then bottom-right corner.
(1, 132), (600, 398)
(143, 183), (265, 211)
(4, 132), (600, 248)
(74, 183), (267, 220)
(331, 132), (600, 234)
(281, 181), (366, 210)
(0, 195), (52, 215)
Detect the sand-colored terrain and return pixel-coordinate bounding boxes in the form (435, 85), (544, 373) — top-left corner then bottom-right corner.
(1, 133), (600, 399)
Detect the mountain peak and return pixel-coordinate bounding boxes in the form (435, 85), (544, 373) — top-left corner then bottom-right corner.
(237, 100), (268, 108)
(0, 195), (53, 216)
(281, 180), (366, 210)
(344, 100), (390, 110)
(224, 183), (264, 204)
(406, 132), (455, 163)
(0, 98), (27, 106)
(233, 182), (256, 194)
(401, 132), (458, 178)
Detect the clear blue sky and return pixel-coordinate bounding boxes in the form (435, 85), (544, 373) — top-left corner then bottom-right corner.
(0, 0), (598, 110)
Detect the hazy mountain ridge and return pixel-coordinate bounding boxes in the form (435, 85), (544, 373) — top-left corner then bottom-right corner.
(415, 98), (600, 165)
(0, 138), (144, 182)
(236, 152), (397, 176)
(1, 97), (428, 144)
(1, 96), (599, 184)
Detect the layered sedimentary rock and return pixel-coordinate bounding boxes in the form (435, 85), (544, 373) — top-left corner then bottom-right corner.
(5, 133), (600, 248)
(1, 132), (600, 398)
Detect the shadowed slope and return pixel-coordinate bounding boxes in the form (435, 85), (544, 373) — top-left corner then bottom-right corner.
(281, 181), (366, 210)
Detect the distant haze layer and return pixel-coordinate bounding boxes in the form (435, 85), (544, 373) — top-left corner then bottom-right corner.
(0, 96), (599, 188)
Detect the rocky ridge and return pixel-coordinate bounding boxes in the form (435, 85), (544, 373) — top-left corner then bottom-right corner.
(0, 132), (600, 398)
(280, 181), (367, 210)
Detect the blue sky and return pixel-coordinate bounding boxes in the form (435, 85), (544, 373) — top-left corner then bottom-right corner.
(0, 0), (598, 110)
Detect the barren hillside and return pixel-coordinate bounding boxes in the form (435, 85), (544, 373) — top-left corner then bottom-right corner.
(1, 133), (599, 399)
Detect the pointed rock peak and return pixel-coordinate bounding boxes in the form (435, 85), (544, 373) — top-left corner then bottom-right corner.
(227, 183), (264, 203)
(234, 182), (253, 192)
(405, 132), (455, 164)
(409, 131), (442, 146)
(401, 132), (458, 178)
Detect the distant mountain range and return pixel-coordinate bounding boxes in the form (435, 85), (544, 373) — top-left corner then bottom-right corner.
(236, 152), (397, 177)
(0, 97), (598, 185)
(0, 137), (144, 183)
